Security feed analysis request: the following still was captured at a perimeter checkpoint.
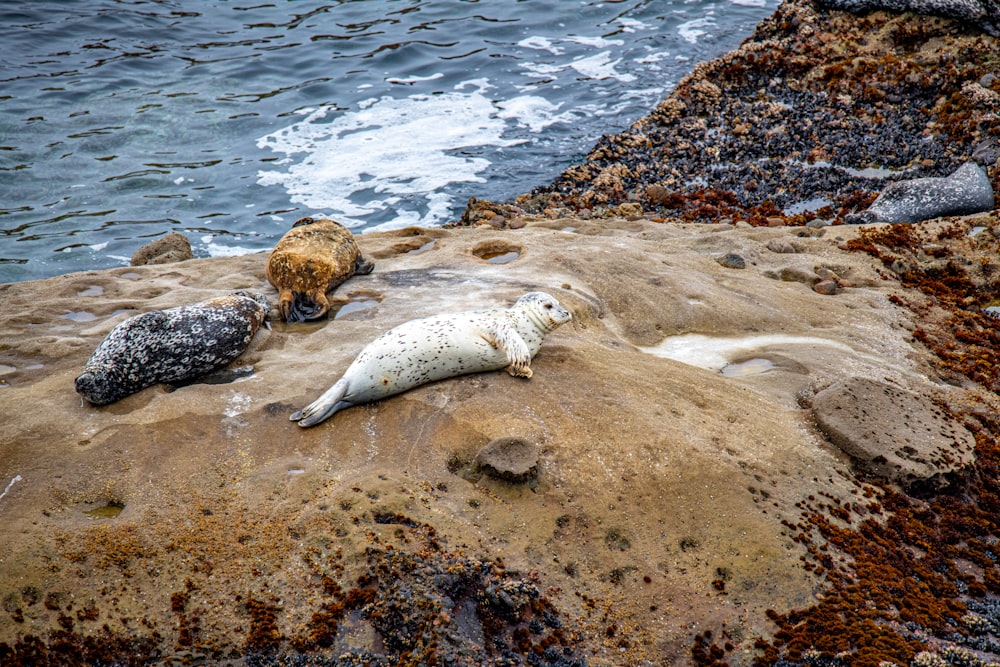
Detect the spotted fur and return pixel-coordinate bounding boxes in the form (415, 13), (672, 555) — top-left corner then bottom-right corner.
(266, 216), (374, 323)
(290, 291), (572, 427)
(846, 161), (994, 224)
(75, 291), (270, 405)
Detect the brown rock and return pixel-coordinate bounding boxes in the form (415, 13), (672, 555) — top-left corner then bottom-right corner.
(475, 437), (539, 482)
(130, 232), (193, 266)
(812, 377), (977, 493)
(812, 279), (840, 295)
(766, 238), (797, 254)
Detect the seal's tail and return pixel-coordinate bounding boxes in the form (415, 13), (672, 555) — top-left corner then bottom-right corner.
(290, 377), (352, 427)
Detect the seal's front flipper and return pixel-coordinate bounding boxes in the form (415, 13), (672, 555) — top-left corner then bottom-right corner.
(481, 320), (532, 378)
(355, 254), (375, 275)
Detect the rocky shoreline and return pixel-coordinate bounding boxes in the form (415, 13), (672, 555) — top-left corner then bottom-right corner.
(2, 1), (1000, 666)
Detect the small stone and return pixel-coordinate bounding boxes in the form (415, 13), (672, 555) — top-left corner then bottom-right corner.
(815, 267), (840, 281)
(813, 279), (840, 295)
(766, 238), (796, 254)
(475, 437), (539, 483)
(717, 253), (746, 269)
(615, 202), (644, 220)
(767, 217), (786, 227)
(645, 184), (672, 204)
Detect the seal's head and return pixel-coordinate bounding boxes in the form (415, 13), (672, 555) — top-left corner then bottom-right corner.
(231, 290), (270, 312)
(75, 365), (125, 406)
(516, 291), (572, 332)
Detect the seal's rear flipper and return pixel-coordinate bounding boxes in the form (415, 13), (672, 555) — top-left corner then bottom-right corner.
(288, 293), (327, 322)
(291, 378), (351, 427)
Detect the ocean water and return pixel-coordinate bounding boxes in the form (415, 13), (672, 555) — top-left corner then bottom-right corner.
(0, 0), (773, 284)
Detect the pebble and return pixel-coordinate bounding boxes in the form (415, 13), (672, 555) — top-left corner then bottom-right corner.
(766, 238), (797, 253)
(717, 253), (747, 269)
(813, 279), (841, 295)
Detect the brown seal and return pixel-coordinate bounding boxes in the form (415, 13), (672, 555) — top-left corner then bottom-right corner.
(265, 217), (374, 322)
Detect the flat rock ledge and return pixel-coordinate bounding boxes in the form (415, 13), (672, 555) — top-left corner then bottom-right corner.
(1, 217), (993, 665)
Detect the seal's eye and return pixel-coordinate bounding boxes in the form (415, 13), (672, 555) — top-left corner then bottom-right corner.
(544, 303), (553, 309)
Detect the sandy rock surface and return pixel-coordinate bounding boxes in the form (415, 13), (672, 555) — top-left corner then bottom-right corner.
(0, 219), (981, 664)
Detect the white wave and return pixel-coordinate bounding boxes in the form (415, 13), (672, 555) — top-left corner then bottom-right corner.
(678, 17), (717, 44)
(201, 236), (256, 257)
(256, 87), (522, 228)
(636, 50), (673, 64)
(564, 35), (624, 48)
(518, 36), (563, 54)
(616, 18), (652, 32)
(387, 73), (445, 84)
(496, 96), (575, 132)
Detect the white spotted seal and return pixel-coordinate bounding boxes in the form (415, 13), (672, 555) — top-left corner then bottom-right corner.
(266, 216), (374, 323)
(290, 291), (572, 427)
(75, 291), (270, 405)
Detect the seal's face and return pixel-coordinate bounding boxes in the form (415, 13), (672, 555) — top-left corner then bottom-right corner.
(518, 291), (572, 332)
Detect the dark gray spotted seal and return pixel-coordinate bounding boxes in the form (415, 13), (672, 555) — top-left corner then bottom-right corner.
(290, 291), (572, 427)
(846, 161), (995, 224)
(75, 291), (270, 405)
(817, 0), (1000, 35)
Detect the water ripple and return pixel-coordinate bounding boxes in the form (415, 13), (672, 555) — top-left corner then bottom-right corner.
(0, 0), (773, 283)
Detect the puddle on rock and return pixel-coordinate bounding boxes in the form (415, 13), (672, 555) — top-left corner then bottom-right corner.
(60, 311), (98, 323)
(0, 364), (15, 376)
(641, 334), (866, 372)
(720, 358), (776, 377)
(407, 240), (436, 254)
(77, 285), (105, 297)
(335, 299), (379, 319)
(472, 241), (522, 264)
(85, 503), (125, 519)
(334, 293), (383, 320)
(484, 251), (520, 264)
(784, 196), (832, 216)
